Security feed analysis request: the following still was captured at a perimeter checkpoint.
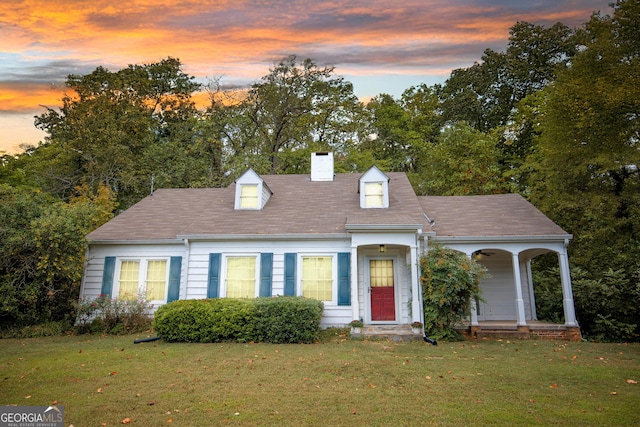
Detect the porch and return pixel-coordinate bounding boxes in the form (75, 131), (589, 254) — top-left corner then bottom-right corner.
(456, 320), (582, 341)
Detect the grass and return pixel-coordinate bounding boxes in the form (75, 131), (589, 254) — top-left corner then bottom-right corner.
(1, 330), (639, 426)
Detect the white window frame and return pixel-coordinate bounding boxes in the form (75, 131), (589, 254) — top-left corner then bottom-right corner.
(113, 258), (170, 304)
(364, 182), (385, 208)
(359, 166), (390, 208)
(239, 184), (259, 209)
(222, 254), (259, 298)
(297, 254), (337, 305)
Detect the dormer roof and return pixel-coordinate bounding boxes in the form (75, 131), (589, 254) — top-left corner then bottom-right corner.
(359, 165), (390, 209)
(234, 168), (272, 210)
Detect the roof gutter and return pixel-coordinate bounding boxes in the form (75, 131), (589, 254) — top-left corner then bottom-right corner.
(177, 233), (352, 241)
(429, 234), (573, 243)
(345, 224), (423, 232)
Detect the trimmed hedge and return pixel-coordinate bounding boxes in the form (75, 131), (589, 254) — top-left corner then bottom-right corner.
(153, 297), (323, 344)
(253, 296), (324, 344)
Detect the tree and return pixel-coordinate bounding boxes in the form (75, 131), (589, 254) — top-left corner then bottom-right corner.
(0, 184), (116, 328)
(33, 58), (203, 208)
(211, 56), (364, 176)
(413, 123), (510, 196)
(525, 0), (640, 341)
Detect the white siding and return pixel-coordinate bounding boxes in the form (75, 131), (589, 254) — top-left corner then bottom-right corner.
(82, 236), (421, 328)
(477, 254), (516, 321)
(187, 238), (353, 327)
(81, 243), (187, 302)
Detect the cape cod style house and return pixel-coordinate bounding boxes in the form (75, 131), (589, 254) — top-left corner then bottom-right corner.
(80, 152), (581, 340)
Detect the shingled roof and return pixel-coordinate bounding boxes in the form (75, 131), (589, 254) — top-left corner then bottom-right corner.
(86, 172), (426, 242)
(419, 194), (570, 238)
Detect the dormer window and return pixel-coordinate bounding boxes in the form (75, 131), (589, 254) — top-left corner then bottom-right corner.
(239, 184), (259, 209)
(364, 182), (384, 207)
(359, 166), (389, 209)
(234, 169), (271, 210)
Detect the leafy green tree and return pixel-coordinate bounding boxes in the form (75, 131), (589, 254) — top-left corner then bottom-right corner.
(362, 85), (442, 174)
(0, 184), (116, 328)
(211, 55), (364, 176)
(525, 0), (640, 341)
(33, 58), (204, 208)
(413, 123), (510, 195)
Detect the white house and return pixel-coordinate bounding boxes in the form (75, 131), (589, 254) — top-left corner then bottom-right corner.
(80, 152), (580, 340)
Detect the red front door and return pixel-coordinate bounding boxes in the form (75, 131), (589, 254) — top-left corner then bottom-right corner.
(370, 259), (395, 321)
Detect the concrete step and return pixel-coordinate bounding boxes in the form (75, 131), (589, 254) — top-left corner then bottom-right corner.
(353, 325), (423, 342)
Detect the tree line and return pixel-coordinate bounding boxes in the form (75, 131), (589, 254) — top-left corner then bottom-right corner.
(1, 0), (638, 341)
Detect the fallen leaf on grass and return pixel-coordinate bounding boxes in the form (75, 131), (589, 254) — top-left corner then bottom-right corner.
(369, 383), (376, 388)
(97, 388), (102, 393)
(626, 379), (637, 384)
(549, 383), (558, 389)
(425, 376), (431, 380)
(610, 391), (617, 395)
(121, 418), (131, 424)
(25, 395), (31, 399)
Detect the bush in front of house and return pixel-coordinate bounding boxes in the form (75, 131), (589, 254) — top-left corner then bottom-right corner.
(153, 298), (256, 343)
(153, 296), (324, 344)
(252, 296), (324, 344)
(76, 295), (152, 334)
(420, 244), (486, 341)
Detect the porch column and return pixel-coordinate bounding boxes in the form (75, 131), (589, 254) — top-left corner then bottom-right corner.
(467, 253), (479, 326)
(470, 298), (479, 326)
(410, 244), (421, 324)
(525, 259), (537, 320)
(558, 248), (578, 327)
(350, 244), (360, 322)
(511, 252), (527, 326)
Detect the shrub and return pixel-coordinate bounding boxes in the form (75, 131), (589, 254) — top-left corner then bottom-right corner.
(420, 244), (486, 341)
(77, 295), (152, 334)
(153, 297), (323, 344)
(153, 299), (257, 343)
(253, 297), (324, 344)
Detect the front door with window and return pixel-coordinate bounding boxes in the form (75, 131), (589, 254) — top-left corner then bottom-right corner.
(370, 259), (395, 321)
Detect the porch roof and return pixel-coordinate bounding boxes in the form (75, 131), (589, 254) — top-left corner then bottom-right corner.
(419, 194), (570, 238)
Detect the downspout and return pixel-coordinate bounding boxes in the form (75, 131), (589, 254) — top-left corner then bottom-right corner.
(417, 233), (437, 345)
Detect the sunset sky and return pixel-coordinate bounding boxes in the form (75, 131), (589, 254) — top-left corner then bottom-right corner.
(1, 0), (612, 154)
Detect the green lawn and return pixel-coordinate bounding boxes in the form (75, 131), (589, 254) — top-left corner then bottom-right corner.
(1, 331), (639, 426)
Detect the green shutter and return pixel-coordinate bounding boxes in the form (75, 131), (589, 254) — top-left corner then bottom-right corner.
(259, 253), (273, 297)
(207, 253), (221, 298)
(337, 252), (351, 306)
(284, 253), (296, 296)
(167, 256), (182, 302)
(101, 256), (116, 298)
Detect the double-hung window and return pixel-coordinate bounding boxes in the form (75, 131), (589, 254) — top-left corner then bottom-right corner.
(116, 259), (168, 302)
(364, 182), (384, 207)
(239, 184), (259, 209)
(301, 256), (333, 302)
(225, 256), (257, 298)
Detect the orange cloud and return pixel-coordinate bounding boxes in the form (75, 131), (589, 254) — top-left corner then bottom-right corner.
(0, 83), (63, 113)
(0, 0), (613, 154)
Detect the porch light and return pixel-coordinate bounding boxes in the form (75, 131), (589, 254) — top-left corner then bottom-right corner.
(379, 244), (386, 253)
